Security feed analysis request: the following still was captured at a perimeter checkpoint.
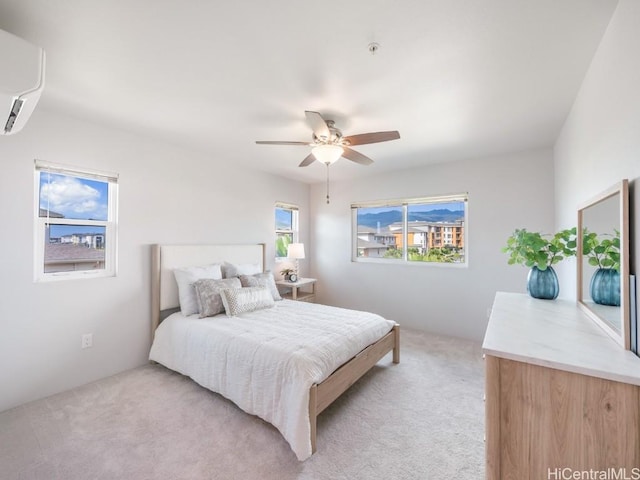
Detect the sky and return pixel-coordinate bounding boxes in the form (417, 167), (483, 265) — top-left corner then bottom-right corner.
(275, 207), (293, 230)
(39, 173), (108, 221)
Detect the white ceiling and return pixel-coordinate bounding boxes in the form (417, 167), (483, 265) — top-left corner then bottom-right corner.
(0, 0), (618, 183)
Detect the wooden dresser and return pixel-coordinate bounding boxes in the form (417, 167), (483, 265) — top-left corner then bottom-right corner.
(483, 292), (640, 479)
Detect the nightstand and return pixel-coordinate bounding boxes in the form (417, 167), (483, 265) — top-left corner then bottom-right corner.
(276, 277), (317, 303)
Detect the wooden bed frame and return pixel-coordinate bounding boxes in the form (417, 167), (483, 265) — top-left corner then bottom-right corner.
(150, 243), (400, 454)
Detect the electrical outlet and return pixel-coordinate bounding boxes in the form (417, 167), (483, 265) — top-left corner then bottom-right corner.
(81, 333), (93, 349)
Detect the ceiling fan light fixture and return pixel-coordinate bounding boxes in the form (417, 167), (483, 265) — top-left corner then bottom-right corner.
(312, 144), (343, 165)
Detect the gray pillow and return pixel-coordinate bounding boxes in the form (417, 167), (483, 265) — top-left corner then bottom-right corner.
(194, 277), (242, 318)
(239, 271), (282, 301)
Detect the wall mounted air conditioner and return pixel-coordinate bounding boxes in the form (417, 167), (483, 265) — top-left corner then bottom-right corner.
(0, 29), (45, 135)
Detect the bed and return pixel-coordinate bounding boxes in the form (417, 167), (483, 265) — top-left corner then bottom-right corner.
(149, 243), (399, 460)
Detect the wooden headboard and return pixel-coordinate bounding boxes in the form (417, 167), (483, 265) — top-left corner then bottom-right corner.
(150, 243), (265, 336)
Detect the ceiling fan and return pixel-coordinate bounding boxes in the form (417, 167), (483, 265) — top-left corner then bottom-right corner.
(255, 110), (400, 168)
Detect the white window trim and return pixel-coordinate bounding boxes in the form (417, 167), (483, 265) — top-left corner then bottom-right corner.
(351, 193), (468, 267)
(34, 160), (119, 282)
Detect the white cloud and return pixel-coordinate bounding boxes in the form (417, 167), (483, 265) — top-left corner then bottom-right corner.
(40, 175), (107, 220)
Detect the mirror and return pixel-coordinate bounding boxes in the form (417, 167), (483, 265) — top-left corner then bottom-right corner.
(577, 179), (630, 349)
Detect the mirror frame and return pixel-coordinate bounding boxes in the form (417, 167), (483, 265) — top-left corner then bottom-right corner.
(577, 179), (630, 349)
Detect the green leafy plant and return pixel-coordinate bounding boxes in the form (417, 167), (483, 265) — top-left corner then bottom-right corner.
(582, 229), (620, 271)
(382, 246), (463, 263)
(502, 227), (577, 270)
(276, 236), (291, 258)
(383, 248), (403, 259)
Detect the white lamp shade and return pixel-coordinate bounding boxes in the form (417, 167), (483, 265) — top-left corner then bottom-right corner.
(287, 243), (305, 259)
(312, 144), (343, 165)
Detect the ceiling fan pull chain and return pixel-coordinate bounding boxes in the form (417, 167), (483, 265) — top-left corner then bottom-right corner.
(326, 163), (330, 204)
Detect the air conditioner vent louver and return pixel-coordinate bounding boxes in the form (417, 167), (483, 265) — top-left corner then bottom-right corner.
(4, 98), (24, 133)
(1, 28), (45, 135)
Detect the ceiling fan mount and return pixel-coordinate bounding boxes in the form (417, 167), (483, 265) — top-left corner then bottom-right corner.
(256, 110), (400, 168)
(311, 122), (343, 147)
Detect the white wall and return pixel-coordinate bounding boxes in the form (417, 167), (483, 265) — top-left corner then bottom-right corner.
(554, 0), (640, 297)
(310, 148), (555, 341)
(0, 109), (309, 412)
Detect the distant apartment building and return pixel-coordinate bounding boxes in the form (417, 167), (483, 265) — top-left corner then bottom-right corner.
(388, 221), (464, 252)
(56, 233), (105, 249)
(356, 225), (396, 257)
(357, 221), (464, 258)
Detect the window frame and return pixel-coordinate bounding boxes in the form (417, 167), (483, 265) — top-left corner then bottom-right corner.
(351, 193), (468, 267)
(34, 160), (119, 282)
(275, 202), (299, 262)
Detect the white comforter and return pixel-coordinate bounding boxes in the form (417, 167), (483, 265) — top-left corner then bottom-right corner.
(149, 299), (395, 460)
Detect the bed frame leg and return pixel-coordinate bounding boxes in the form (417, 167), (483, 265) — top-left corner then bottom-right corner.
(392, 323), (400, 364)
(309, 384), (317, 454)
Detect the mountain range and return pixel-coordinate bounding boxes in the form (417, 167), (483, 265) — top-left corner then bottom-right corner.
(358, 209), (464, 228)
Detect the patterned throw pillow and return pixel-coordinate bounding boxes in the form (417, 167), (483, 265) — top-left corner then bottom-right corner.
(194, 278), (242, 318)
(220, 287), (275, 316)
(239, 272), (282, 301)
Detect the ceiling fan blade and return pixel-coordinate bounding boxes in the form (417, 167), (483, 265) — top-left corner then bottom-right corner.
(343, 131), (400, 146)
(299, 153), (316, 167)
(255, 141), (310, 145)
(304, 111), (330, 140)
(342, 147), (373, 166)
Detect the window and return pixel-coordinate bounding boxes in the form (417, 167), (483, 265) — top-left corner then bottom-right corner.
(34, 160), (118, 281)
(275, 202), (298, 259)
(351, 193), (467, 265)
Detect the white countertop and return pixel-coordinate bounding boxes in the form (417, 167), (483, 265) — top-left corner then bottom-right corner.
(483, 292), (640, 386)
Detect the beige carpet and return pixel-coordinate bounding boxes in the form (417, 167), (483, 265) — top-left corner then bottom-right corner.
(0, 329), (485, 480)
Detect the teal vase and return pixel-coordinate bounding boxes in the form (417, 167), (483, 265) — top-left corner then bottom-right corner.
(527, 266), (559, 300)
(590, 268), (620, 306)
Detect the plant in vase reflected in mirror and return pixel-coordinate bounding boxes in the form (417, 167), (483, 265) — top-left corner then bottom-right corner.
(502, 227), (577, 300)
(583, 228), (621, 306)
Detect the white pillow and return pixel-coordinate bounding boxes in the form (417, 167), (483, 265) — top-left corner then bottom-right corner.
(173, 264), (223, 316)
(220, 287), (275, 316)
(222, 262), (261, 278)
